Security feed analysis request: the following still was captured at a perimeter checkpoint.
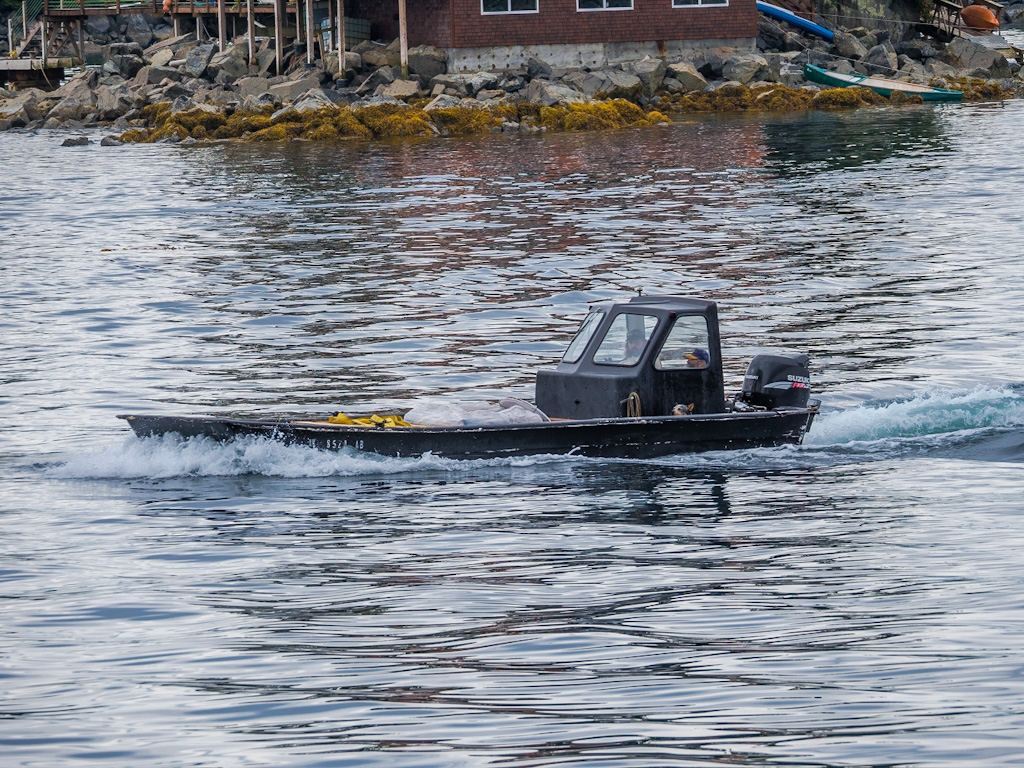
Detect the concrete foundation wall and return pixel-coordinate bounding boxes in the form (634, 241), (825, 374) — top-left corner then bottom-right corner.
(447, 38), (757, 73)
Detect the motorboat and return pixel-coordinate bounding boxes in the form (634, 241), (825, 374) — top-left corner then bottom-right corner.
(120, 296), (820, 460)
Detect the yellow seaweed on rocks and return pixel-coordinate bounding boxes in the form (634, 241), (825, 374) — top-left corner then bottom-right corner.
(888, 90), (925, 105)
(303, 122), (339, 140)
(536, 99), (664, 132)
(945, 77), (1008, 101)
(752, 85), (815, 111)
(248, 123), (303, 141)
(813, 87), (887, 108)
(429, 106), (502, 135)
(353, 103), (436, 138)
(173, 108), (227, 133)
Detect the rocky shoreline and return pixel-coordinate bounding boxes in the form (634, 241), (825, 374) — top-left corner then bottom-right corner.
(2, 11), (1023, 143)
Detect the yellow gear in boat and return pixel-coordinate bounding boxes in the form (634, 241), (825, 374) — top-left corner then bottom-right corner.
(327, 412), (413, 428)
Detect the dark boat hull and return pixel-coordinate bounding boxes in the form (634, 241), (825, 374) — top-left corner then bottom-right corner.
(119, 407), (818, 460)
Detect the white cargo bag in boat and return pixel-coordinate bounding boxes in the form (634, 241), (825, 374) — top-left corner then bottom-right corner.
(404, 398), (549, 427)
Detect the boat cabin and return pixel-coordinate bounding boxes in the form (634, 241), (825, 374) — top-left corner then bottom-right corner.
(536, 296), (725, 420)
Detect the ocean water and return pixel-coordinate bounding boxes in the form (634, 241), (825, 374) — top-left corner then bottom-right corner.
(3, 99), (1024, 767)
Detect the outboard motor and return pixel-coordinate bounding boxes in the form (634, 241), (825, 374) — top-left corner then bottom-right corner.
(740, 353), (811, 409)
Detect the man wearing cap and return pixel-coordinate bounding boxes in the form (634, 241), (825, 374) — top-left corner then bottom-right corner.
(685, 348), (709, 369)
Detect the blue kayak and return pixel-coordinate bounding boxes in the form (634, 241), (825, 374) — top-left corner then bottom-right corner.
(756, 1), (835, 42)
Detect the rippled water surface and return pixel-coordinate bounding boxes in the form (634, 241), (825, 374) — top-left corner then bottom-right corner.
(3, 101), (1024, 767)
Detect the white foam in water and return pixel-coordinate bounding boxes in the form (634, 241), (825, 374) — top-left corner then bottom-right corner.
(806, 385), (1024, 446)
(48, 433), (576, 479)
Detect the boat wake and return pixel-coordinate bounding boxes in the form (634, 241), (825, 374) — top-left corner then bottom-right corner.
(48, 386), (1024, 479)
(46, 431), (575, 480)
(657, 384), (1024, 469)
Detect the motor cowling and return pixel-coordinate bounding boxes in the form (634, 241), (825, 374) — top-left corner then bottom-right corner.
(740, 352), (811, 409)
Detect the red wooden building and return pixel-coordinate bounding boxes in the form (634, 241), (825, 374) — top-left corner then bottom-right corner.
(349, 0), (757, 72)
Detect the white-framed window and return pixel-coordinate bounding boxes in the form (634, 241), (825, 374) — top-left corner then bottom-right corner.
(482, 0), (538, 13)
(672, 0), (728, 6)
(578, 0), (633, 10)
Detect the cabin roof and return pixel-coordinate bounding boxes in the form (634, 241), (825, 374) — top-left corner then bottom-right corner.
(600, 295), (717, 315)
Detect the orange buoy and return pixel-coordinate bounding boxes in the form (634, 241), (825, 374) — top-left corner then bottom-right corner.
(961, 4), (1000, 31)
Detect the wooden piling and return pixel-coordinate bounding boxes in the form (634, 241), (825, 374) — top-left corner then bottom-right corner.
(338, 0), (344, 67)
(305, 0), (313, 65)
(274, 0), (283, 76)
(218, 0), (226, 50)
(398, 0), (408, 78)
(247, 0), (254, 68)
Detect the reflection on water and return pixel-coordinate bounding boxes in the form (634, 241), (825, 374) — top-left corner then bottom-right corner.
(4, 102), (1024, 767)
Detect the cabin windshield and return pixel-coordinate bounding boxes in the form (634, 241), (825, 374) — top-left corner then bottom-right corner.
(561, 311), (604, 363)
(655, 315), (711, 370)
(594, 313), (658, 367)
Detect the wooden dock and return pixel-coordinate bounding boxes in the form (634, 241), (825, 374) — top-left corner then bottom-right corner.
(6, 0), (350, 89)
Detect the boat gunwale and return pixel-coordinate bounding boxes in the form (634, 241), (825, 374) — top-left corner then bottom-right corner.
(120, 406), (818, 435)
(802, 63), (964, 100)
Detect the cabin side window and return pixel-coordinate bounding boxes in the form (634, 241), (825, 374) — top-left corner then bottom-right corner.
(593, 313), (658, 367)
(561, 311), (604, 363)
(655, 315), (711, 370)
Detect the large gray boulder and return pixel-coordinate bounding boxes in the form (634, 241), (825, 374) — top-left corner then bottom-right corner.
(666, 61), (707, 92)
(107, 41), (145, 59)
(268, 73), (320, 102)
(428, 73), (473, 96)
(358, 41), (399, 68)
(287, 87), (339, 112)
(104, 49), (145, 79)
(53, 69), (99, 101)
(125, 15), (154, 48)
(95, 83), (137, 121)
(185, 42), (217, 78)
(381, 79), (421, 99)
(48, 92), (96, 122)
(324, 51), (363, 76)
(356, 66), (396, 95)
(0, 90), (45, 129)
(562, 70), (615, 97)
(207, 46), (248, 81)
(527, 56), (553, 80)
(861, 42), (899, 76)
(596, 70), (643, 99)
(256, 48), (278, 76)
(523, 79), (584, 106)
(86, 15), (113, 39)
(423, 93), (463, 111)
(722, 53), (769, 84)
(832, 31), (869, 61)
(235, 76), (271, 99)
(631, 56), (666, 96)
(407, 45), (447, 80)
(895, 38), (938, 62)
(466, 71), (499, 95)
(146, 65), (183, 84)
(939, 36), (1011, 76)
